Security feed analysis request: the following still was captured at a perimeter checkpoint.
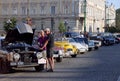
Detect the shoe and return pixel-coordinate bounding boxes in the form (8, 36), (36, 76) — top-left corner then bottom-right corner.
(47, 69), (53, 72)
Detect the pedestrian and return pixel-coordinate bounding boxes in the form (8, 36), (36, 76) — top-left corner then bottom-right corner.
(38, 30), (48, 70)
(43, 28), (54, 72)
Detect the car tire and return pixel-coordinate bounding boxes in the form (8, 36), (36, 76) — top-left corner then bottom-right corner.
(88, 48), (92, 51)
(71, 54), (77, 58)
(56, 57), (62, 62)
(34, 64), (44, 72)
(94, 47), (99, 50)
(80, 52), (85, 54)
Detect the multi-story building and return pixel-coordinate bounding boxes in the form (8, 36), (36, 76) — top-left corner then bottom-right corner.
(106, 3), (116, 27)
(0, 0), (116, 34)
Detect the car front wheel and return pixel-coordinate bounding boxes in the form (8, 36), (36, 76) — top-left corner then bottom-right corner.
(34, 64), (44, 72)
(71, 54), (77, 58)
(56, 57), (62, 62)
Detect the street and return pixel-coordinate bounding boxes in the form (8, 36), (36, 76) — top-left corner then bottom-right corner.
(0, 44), (120, 81)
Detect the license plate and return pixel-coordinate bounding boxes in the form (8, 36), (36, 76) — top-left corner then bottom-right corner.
(53, 54), (59, 57)
(38, 58), (46, 64)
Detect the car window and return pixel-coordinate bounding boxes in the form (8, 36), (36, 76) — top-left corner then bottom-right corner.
(68, 38), (76, 42)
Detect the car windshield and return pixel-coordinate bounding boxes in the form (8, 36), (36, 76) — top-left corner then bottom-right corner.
(117, 35), (120, 37)
(68, 38), (76, 43)
(73, 38), (87, 44)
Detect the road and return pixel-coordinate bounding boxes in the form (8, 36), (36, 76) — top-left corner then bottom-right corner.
(0, 44), (120, 81)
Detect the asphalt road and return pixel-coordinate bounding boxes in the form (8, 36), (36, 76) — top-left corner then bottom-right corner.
(0, 44), (120, 81)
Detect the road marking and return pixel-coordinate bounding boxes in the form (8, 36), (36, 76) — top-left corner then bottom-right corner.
(117, 76), (120, 81)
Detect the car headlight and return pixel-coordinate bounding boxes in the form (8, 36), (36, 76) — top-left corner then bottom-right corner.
(36, 52), (43, 59)
(9, 52), (14, 61)
(13, 53), (20, 61)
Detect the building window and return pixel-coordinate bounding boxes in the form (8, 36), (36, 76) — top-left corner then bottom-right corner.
(40, 6), (45, 15)
(12, 7), (18, 15)
(64, 5), (69, 14)
(2, 6), (8, 15)
(30, 6), (36, 15)
(21, 6), (27, 15)
(51, 6), (55, 15)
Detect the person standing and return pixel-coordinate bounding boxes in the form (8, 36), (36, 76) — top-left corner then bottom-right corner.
(38, 30), (48, 70)
(44, 28), (54, 72)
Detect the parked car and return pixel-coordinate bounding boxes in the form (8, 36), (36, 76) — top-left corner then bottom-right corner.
(102, 36), (115, 45)
(71, 37), (89, 53)
(65, 38), (88, 54)
(55, 40), (78, 58)
(73, 37), (98, 51)
(113, 34), (120, 44)
(1, 22), (48, 73)
(89, 35), (103, 46)
(88, 40), (95, 51)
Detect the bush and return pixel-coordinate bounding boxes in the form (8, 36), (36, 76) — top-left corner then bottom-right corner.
(3, 17), (17, 32)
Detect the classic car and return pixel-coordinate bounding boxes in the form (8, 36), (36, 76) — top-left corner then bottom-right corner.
(65, 38), (88, 54)
(0, 22), (48, 73)
(88, 40), (95, 51)
(55, 40), (78, 58)
(72, 37), (89, 52)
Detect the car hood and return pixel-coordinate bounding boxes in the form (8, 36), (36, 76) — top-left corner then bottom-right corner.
(4, 22), (35, 45)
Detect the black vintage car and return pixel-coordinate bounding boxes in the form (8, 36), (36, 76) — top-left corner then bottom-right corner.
(0, 22), (46, 73)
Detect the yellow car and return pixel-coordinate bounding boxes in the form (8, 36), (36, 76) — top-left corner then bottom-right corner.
(55, 41), (78, 58)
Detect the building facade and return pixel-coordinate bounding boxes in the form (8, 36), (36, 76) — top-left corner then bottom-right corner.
(0, 0), (116, 33)
(106, 3), (116, 27)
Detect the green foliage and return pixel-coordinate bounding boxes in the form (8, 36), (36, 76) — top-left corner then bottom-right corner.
(3, 17), (17, 32)
(116, 8), (120, 30)
(58, 21), (66, 33)
(107, 26), (120, 33)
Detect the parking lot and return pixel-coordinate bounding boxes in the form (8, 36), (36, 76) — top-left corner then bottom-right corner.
(0, 44), (120, 81)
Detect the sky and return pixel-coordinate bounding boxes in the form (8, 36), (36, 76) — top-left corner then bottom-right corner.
(107, 0), (120, 9)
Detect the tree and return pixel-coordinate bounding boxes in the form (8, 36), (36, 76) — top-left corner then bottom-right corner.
(116, 8), (120, 31)
(58, 21), (66, 33)
(3, 17), (17, 32)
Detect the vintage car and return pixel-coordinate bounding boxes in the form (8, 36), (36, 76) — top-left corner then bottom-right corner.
(55, 40), (78, 58)
(65, 38), (88, 54)
(0, 22), (47, 73)
(0, 22), (63, 73)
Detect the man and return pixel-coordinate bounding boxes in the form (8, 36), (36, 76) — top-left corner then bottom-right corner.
(41, 28), (54, 72)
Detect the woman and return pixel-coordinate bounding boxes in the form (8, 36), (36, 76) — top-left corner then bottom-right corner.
(38, 30), (48, 70)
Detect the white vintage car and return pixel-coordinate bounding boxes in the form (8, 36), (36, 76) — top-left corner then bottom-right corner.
(65, 38), (88, 54)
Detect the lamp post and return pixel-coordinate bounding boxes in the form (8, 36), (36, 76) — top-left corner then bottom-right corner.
(41, 20), (44, 30)
(27, 0), (30, 17)
(84, 0), (87, 33)
(64, 20), (68, 32)
(51, 17), (55, 32)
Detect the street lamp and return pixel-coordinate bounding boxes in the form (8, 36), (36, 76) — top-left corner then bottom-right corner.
(84, 0), (87, 33)
(64, 20), (68, 32)
(27, 0), (30, 17)
(51, 17), (55, 32)
(41, 20), (44, 30)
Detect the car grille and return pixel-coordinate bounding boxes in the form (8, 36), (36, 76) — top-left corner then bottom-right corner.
(67, 49), (72, 51)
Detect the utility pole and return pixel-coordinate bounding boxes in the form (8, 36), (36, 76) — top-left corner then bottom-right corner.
(104, 1), (107, 32)
(27, 0), (30, 17)
(84, 0), (87, 33)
